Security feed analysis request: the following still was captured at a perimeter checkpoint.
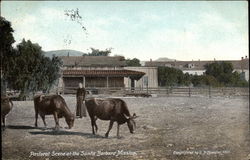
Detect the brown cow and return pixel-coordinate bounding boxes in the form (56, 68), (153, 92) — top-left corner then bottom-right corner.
(1, 95), (13, 128)
(34, 95), (74, 130)
(85, 98), (138, 138)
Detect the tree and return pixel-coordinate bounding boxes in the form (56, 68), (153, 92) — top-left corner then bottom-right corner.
(230, 71), (249, 87)
(125, 58), (141, 67)
(0, 16), (16, 94)
(83, 47), (112, 56)
(190, 75), (203, 87)
(7, 39), (62, 100)
(158, 66), (190, 87)
(183, 73), (192, 86)
(201, 75), (221, 87)
(41, 55), (62, 92)
(0, 16), (15, 58)
(204, 61), (248, 87)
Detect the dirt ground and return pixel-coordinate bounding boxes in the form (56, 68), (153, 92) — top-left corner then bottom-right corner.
(2, 95), (250, 160)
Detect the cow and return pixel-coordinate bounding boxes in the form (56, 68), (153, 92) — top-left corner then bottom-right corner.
(85, 98), (138, 138)
(1, 95), (14, 128)
(34, 95), (75, 130)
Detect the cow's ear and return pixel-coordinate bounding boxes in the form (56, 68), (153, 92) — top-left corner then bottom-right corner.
(133, 113), (139, 119)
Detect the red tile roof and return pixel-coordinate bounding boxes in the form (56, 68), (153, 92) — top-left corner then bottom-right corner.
(60, 56), (126, 67)
(63, 69), (145, 80)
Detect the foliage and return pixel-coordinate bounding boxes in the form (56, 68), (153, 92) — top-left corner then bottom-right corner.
(83, 47), (112, 56)
(6, 39), (62, 100)
(190, 75), (221, 87)
(205, 62), (248, 87)
(230, 71), (249, 87)
(190, 75), (203, 87)
(157, 62), (248, 87)
(125, 58), (141, 67)
(35, 55), (62, 93)
(158, 66), (191, 87)
(0, 16), (16, 93)
(183, 73), (192, 86)
(0, 16), (15, 58)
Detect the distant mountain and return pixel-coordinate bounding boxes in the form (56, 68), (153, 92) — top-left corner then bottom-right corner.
(44, 49), (86, 58)
(155, 57), (176, 61)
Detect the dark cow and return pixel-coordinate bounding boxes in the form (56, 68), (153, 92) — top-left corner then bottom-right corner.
(34, 95), (74, 129)
(85, 98), (138, 138)
(1, 95), (14, 128)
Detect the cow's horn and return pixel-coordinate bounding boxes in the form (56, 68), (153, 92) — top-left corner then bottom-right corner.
(39, 95), (45, 101)
(93, 98), (98, 106)
(123, 114), (130, 120)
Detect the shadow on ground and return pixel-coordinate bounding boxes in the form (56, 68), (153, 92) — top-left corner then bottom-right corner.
(29, 130), (106, 139)
(7, 125), (38, 130)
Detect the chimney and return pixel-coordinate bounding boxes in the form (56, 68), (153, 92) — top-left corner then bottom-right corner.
(67, 52), (69, 57)
(214, 58), (216, 61)
(241, 57), (244, 60)
(150, 59), (152, 62)
(245, 55), (248, 59)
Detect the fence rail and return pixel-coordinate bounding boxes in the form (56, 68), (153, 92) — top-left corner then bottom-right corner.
(61, 86), (249, 98)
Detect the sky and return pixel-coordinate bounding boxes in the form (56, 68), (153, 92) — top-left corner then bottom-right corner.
(1, 1), (248, 61)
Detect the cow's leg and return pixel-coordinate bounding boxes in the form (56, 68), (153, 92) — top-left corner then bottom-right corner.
(105, 120), (114, 138)
(34, 111), (38, 127)
(117, 123), (121, 138)
(91, 118), (96, 135)
(40, 115), (47, 128)
(1, 116), (6, 131)
(2, 116), (5, 128)
(94, 117), (98, 133)
(53, 112), (60, 130)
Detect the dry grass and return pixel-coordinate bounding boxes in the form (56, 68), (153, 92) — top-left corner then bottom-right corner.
(2, 95), (250, 160)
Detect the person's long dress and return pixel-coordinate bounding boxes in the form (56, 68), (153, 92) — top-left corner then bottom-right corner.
(76, 88), (87, 118)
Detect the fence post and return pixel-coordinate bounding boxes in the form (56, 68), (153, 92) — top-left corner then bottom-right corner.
(189, 87), (191, 97)
(209, 85), (211, 98)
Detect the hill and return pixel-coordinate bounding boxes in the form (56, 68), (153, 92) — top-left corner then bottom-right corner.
(44, 49), (86, 58)
(155, 57), (176, 61)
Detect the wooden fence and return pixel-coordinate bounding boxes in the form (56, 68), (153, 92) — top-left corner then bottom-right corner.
(61, 86), (249, 98)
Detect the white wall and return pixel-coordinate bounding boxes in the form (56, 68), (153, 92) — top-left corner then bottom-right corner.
(182, 70), (206, 76)
(234, 69), (249, 81)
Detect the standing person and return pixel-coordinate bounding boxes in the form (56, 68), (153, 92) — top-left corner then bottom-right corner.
(76, 83), (87, 118)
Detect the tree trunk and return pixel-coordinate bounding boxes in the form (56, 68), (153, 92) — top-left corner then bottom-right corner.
(1, 77), (7, 95)
(19, 81), (29, 101)
(19, 91), (26, 101)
